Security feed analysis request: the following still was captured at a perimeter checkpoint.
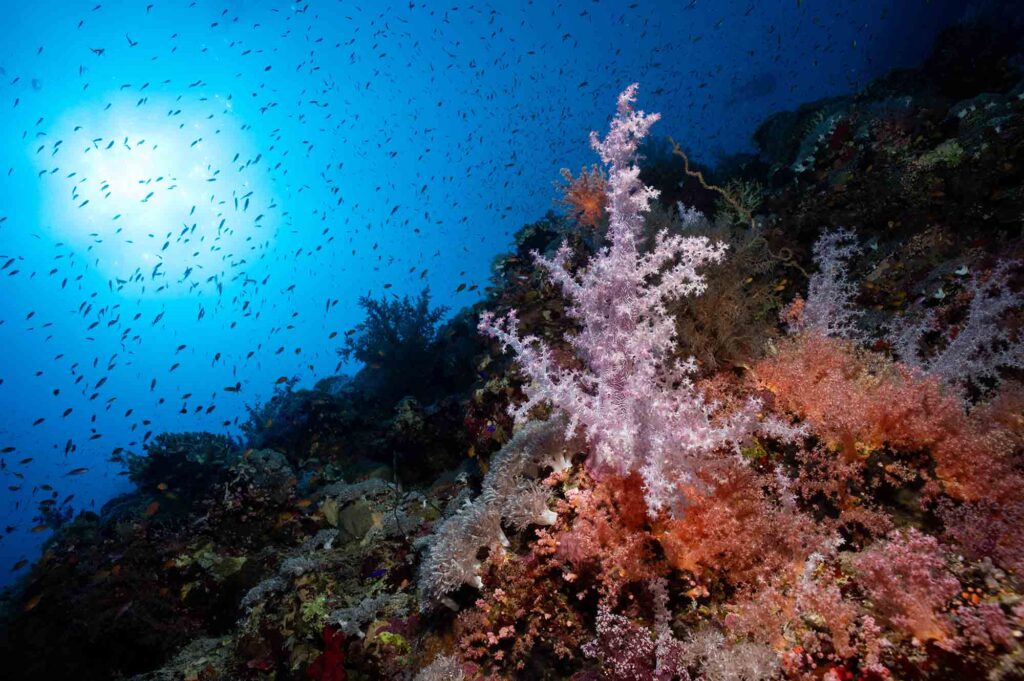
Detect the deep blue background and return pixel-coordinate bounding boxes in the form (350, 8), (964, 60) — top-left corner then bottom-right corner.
(0, 0), (983, 585)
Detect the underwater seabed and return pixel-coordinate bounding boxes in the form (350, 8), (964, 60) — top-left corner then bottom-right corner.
(4, 20), (1024, 681)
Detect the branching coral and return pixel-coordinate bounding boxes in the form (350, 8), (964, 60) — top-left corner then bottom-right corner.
(339, 287), (448, 405)
(125, 431), (240, 497)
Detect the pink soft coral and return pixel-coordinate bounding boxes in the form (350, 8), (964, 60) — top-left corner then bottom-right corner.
(479, 85), (774, 515)
(854, 529), (960, 646)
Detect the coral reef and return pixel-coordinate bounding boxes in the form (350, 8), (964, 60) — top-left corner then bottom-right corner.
(3, 21), (1024, 681)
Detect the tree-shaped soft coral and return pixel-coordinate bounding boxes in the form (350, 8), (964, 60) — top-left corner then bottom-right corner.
(556, 164), (608, 227)
(480, 84), (778, 516)
(889, 259), (1024, 398)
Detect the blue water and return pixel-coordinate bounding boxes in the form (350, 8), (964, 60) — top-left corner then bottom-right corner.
(0, 0), (980, 586)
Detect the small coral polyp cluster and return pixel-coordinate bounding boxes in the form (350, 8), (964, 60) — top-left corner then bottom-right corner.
(419, 86), (1024, 680)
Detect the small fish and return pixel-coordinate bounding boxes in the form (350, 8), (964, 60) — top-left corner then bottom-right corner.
(143, 501), (160, 517)
(23, 593), (42, 611)
(65, 467), (89, 476)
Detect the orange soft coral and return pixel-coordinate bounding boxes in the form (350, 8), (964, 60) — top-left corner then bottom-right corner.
(654, 461), (826, 585)
(556, 164), (608, 227)
(754, 333), (1023, 502)
(555, 472), (663, 598)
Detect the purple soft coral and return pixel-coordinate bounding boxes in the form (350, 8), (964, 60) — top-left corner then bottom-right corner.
(479, 85), (781, 515)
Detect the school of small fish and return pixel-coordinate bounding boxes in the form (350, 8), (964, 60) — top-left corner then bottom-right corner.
(0, 0), (963, 579)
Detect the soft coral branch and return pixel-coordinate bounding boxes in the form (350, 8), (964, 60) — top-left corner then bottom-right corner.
(479, 85), (774, 515)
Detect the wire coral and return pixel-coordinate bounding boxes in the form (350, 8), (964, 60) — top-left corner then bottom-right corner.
(479, 84), (780, 516)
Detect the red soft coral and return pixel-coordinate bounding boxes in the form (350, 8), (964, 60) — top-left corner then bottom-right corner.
(306, 627), (346, 681)
(556, 472), (664, 598)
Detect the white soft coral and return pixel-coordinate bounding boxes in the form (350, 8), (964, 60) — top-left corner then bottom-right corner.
(417, 417), (569, 605)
